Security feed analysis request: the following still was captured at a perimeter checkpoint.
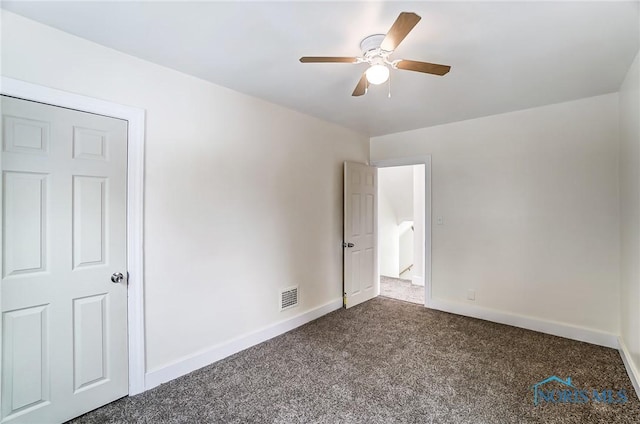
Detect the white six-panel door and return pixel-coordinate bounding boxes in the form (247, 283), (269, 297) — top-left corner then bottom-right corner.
(1, 96), (128, 423)
(343, 162), (377, 309)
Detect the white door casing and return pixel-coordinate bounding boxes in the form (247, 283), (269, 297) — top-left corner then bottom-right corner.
(1, 96), (128, 423)
(0, 77), (146, 396)
(343, 162), (378, 309)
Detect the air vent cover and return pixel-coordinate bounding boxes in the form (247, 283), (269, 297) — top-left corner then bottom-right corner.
(280, 286), (299, 311)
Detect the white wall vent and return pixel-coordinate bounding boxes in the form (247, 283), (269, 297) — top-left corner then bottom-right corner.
(280, 286), (299, 311)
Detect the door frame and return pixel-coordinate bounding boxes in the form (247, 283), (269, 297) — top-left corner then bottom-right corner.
(371, 156), (432, 308)
(0, 77), (147, 395)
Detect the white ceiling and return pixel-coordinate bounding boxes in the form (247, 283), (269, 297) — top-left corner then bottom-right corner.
(3, 1), (638, 136)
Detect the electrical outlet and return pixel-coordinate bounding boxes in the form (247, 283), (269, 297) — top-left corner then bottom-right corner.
(467, 290), (476, 301)
(437, 216), (444, 225)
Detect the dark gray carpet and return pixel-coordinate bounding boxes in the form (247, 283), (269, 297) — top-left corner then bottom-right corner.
(69, 297), (639, 423)
(380, 275), (425, 305)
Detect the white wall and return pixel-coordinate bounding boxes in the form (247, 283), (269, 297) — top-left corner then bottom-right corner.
(378, 189), (399, 278)
(619, 51), (640, 385)
(1, 12), (369, 374)
(372, 94), (621, 335)
(378, 166), (413, 223)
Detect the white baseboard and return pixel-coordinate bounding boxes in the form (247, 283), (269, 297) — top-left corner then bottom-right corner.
(429, 298), (619, 349)
(145, 298), (343, 391)
(618, 336), (640, 401)
(144, 296), (632, 397)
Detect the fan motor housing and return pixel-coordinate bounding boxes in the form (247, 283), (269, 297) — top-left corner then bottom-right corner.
(360, 34), (387, 55)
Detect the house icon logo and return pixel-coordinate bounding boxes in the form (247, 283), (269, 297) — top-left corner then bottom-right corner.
(530, 375), (628, 406)
(531, 376), (575, 406)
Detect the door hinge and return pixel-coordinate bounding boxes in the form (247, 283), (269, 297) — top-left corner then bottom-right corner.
(126, 271), (130, 285)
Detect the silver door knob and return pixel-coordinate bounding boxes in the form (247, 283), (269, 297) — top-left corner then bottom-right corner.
(111, 272), (124, 283)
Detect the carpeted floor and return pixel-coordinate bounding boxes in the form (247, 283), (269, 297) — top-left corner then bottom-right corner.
(69, 297), (639, 423)
(380, 275), (425, 305)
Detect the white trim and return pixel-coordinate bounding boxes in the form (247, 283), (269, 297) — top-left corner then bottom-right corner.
(430, 297), (619, 349)
(619, 336), (640, 401)
(0, 77), (147, 395)
(372, 156), (432, 308)
(145, 298), (343, 391)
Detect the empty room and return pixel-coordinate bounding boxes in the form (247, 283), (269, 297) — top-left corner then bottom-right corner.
(1, 1), (639, 423)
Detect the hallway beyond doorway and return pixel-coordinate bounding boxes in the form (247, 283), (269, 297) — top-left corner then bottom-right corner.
(379, 275), (424, 305)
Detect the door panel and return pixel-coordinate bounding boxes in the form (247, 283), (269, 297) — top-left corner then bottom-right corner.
(1, 96), (128, 423)
(3, 172), (47, 277)
(365, 194), (374, 234)
(73, 294), (108, 392)
(363, 247), (374, 291)
(73, 176), (107, 268)
(343, 162), (377, 308)
(1, 305), (50, 419)
(3, 116), (49, 155)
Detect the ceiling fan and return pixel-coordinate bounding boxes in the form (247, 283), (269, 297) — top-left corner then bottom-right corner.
(299, 12), (451, 96)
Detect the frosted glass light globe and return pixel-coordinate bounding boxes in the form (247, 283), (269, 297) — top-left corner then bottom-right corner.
(366, 64), (390, 85)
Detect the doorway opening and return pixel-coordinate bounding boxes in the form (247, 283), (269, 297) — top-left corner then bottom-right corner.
(377, 164), (426, 305)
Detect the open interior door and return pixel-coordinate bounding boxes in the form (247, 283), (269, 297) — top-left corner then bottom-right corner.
(343, 162), (377, 308)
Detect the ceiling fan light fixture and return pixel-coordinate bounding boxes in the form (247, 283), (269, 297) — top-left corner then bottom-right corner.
(299, 12), (451, 97)
(366, 64), (390, 85)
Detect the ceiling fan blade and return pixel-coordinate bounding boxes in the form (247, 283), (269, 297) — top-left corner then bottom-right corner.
(396, 60), (451, 76)
(380, 12), (421, 51)
(352, 73), (369, 96)
(299, 57), (359, 63)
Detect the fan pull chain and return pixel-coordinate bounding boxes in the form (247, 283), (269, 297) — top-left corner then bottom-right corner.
(388, 72), (392, 98)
